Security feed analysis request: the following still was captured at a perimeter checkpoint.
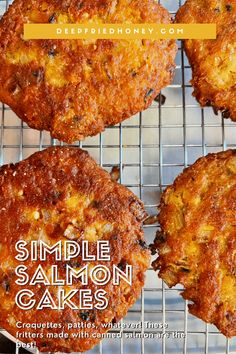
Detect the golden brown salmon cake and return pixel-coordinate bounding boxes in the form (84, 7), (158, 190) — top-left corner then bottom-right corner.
(0, 147), (150, 352)
(176, 0), (236, 120)
(0, 0), (177, 143)
(153, 150), (236, 337)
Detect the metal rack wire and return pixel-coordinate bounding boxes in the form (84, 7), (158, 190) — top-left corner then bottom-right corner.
(1, 0), (236, 353)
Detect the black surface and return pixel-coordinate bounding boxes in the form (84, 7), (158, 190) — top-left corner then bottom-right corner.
(0, 333), (30, 354)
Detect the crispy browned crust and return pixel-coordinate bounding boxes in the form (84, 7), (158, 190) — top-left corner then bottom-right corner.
(176, 0), (236, 120)
(153, 150), (236, 337)
(0, 0), (177, 143)
(0, 147), (150, 352)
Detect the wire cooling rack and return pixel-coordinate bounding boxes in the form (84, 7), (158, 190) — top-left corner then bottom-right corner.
(1, 0), (236, 353)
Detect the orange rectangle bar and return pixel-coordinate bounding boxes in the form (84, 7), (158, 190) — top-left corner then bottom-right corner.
(24, 23), (216, 40)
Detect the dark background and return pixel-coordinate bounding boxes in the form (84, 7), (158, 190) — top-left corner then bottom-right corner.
(0, 334), (29, 354)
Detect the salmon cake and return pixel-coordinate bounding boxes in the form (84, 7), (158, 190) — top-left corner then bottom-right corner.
(0, 0), (177, 143)
(0, 147), (150, 352)
(153, 150), (236, 337)
(176, 0), (236, 120)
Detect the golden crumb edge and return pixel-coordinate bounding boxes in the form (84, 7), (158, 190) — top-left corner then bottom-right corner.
(176, 0), (236, 121)
(0, 0), (177, 143)
(0, 147), (150, 352)
(153, 149), (236, 337)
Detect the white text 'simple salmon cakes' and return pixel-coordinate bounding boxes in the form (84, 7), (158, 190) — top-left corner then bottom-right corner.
(0, 147), (150, 353)
(152, 150), (236, 337)
(176, 0), (236, 120)
(0, 0), (177, 143)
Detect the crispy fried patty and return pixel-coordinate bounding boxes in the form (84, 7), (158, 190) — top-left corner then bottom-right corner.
(176, 0), (236, 120)
(0, 0), (177, 143)
(153, 150), (236, 337)
(0, 147), (150, 352)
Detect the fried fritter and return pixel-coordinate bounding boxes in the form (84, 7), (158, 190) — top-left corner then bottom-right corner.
(153, 150), (236, 337)
(0, 147), (150, 352)
(176, 0), (236, 120)
(0, 0), (177, 143)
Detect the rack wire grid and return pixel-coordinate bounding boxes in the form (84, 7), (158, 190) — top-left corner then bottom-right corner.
(1, 0), (236, 353)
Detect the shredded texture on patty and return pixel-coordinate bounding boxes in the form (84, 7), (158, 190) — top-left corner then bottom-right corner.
(176, 0), (236, 120)
(0, 147), (150, 352)
(153, 150), (236, 337)
(0, 0), (177, 142)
